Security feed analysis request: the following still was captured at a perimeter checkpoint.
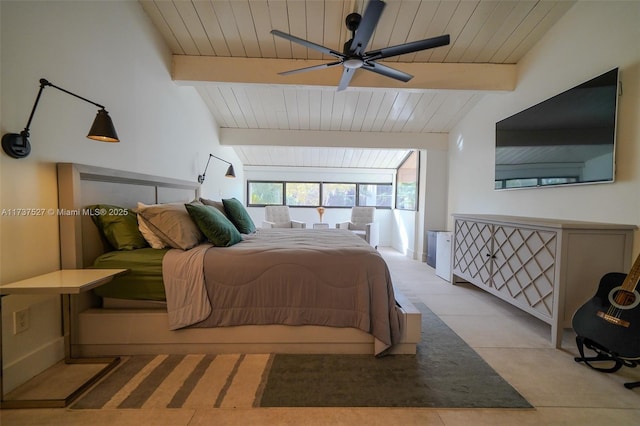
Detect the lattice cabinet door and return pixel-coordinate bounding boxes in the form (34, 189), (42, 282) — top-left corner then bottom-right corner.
(452, 219), (493, 286)
(451, 214), (636, 347)
(491, 225), (557, 319)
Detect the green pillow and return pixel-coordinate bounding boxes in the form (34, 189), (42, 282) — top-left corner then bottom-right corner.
(185, 203), (242, 247)
(88, 204), (148, 250)
(222, 197), (256, 234)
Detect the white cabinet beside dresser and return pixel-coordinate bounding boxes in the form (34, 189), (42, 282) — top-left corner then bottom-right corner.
(451, 214), (636, 347)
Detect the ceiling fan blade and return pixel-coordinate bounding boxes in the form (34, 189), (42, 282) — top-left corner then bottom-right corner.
(279, 61), (342, 76)
(362, 61), (413, 82)
(271, 29), (344, 58)
(337, 68), (356, 91)
(365, 34), (450, 61)
(349, 0), (386, 55)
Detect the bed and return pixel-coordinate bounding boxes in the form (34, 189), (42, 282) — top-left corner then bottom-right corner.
(57, 162), (421, 357)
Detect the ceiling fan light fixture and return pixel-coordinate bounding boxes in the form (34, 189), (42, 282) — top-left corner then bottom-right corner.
(343, 58), (364, 69)
(271, 0), (450, 91)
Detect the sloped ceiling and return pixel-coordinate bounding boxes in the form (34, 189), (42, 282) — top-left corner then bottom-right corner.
(140, 0), (575, 168)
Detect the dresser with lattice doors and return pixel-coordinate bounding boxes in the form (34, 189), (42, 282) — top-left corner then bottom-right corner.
(451, 214), (636, 348)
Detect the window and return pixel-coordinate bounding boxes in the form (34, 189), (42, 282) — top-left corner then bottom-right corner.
(322, 183), (356, 207)
(286, 182), (320, 206)
(248, 181), (283, 206)
(359, 184), (393, 208)
(247, 181), (393, 209)
(396, 151), (419, 210)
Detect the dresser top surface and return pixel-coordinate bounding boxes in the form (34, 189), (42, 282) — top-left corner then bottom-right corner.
(452, 214), (637, 231)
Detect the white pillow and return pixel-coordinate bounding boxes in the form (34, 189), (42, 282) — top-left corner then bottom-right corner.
(136, 204), (167, 249)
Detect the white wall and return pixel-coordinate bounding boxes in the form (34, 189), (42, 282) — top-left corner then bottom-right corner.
(392, 149), (449, 260)
(244, 154), (448, 259)
(447, 1), (640, 255)
(421, 149), (448, 259)
(0, 1), (243, 391)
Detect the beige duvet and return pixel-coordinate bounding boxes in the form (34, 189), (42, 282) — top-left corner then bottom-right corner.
(164, 228), (403, 355)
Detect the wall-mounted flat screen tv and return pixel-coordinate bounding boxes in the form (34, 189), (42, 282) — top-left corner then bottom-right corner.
(495, 68), (619, 190)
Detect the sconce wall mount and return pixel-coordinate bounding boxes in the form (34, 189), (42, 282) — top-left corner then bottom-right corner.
(198, 154), (236, 183)
(2, 78), (119, 159)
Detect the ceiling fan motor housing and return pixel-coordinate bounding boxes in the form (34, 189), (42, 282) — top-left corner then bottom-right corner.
(345, 12), (361, 33)
(344, 12), (362, 56)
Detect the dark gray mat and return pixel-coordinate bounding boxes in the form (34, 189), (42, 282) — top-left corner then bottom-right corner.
(260, 303), (532, 408)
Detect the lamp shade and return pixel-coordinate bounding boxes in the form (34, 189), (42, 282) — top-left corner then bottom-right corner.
(87, 109), (119, 142)
(197, 154), (236, 183)
(225, 164), (236, 178)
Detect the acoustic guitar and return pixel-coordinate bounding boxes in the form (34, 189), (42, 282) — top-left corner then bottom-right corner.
(572, 252), (640, 360)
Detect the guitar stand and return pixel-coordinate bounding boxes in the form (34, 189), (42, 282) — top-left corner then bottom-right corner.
(574, 336), (639, 389)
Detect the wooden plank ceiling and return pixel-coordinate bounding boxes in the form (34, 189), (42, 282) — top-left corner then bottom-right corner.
(139, 0), (575, 168)
(233, 145), (412, 169)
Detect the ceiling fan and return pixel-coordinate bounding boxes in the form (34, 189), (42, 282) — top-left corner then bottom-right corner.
(271, 0), (450, 91)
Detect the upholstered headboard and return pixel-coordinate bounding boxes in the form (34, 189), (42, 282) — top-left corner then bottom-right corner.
(57, 163), (200, 269)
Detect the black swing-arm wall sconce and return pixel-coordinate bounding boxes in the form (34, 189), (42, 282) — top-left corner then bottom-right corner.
(2, 78), (119, 159)
(198, 154), (236, 183)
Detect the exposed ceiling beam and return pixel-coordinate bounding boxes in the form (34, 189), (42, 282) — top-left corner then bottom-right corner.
(220, 128), (448, 151)
(173, 56), (516, 91)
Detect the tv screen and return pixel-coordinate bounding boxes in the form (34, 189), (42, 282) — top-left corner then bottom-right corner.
(495, 68), (619, 190)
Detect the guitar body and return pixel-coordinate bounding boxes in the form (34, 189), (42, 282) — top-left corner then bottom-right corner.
(572, 272), (640, 360)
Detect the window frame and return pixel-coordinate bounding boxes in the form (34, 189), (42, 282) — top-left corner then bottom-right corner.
(395, 151), (420, 211)
(285, 181), (321, 207)
(321, 182), (357, 207)
(357, 183), (393, 208)
(247, 180), (286, 206)
(247, 180), (393, 209)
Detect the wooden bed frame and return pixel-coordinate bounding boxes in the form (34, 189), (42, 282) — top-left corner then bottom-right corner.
(57, 162), (421, 356)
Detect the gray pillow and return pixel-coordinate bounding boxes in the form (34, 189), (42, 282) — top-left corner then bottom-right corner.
(199, 198), (229, 218)
(136, 202), (203, 250)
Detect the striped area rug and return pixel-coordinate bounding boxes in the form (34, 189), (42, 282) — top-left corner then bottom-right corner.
(72, 354), (272, 409)
(72, 304), (530, 409)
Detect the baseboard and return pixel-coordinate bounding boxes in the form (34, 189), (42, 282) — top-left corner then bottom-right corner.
(405, 248), (416, 260)
(2, 337), (64, 393)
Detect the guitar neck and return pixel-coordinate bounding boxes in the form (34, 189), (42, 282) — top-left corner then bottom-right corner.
(622, 252), (640, 292)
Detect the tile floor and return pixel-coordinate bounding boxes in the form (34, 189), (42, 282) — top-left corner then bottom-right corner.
(2, 247), (639, 425)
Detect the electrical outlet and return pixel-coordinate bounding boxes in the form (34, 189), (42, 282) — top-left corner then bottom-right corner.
(13, 307), (30, 334)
